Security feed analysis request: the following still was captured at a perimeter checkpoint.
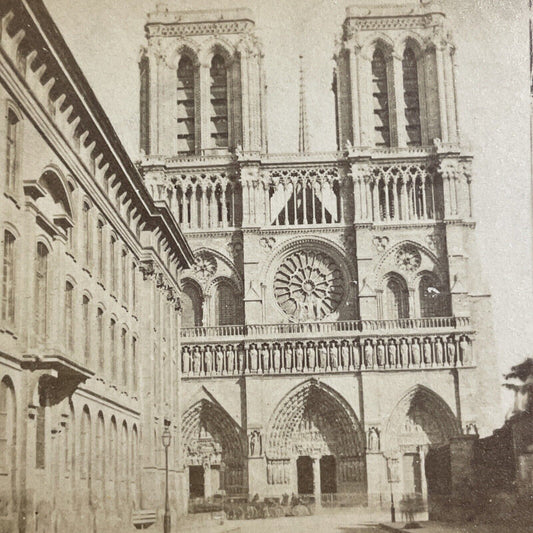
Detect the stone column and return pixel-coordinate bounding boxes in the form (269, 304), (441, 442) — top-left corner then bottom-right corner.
(348, 45), (361, 146)
(358, 53), (373, 146)
(443, 47), (458, 145)
(391, 53), (407, 147)
(240, 51), (250, 151)
(312, 456), (321, 509)
(203, 461), (212, 499)
(199, 62), (211, 152)
(435, 47), (449, 143)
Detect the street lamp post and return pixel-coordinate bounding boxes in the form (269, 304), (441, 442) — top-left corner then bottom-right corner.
(162, 427), (171, 533)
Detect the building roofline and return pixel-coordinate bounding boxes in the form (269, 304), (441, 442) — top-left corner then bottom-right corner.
(146, 7), (255, 25)
(22, 0), (194, 267)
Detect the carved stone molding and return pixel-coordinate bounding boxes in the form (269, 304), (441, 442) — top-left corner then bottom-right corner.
(373, 236), (389, 253)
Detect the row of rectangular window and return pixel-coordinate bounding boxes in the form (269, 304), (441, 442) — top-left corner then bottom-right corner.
(64, 280), (138, 391)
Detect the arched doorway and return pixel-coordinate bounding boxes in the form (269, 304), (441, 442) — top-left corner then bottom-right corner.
(383, 386), (460, 509)
(182, 400), (245, 500)
(265, 380), (365, 502)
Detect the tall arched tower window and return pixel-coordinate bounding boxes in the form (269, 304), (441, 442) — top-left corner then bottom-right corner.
(210, 54), (229, 148)
(182, 283), (203, 327)
(403, 47), (422, 146)
(371, 49), (390, 147)
(215, 281), (237, 326)
(177, 55), (196, 154)
(384, 276), (409, 319)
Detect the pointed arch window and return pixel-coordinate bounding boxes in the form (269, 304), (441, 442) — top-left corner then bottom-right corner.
(110, 418), (118, 482)
(82, 202), (92, 267)
(95, 414), (104, 483)
(65, 282), (74, 352)
(82, 295), (90, 364)
(177, 55), (196, 154)
(384, 275), (409, 319)
(215, 280), (237, 326)
(403, 47), (422, 146)
(35, 243), (49, 340)
(419, 275), (444, 318)
(2, 231), (15, 326)
(121, 327), (127, 387)
(96, 219), (104, 279)
(0, 378), (16, 479)
(371, 49), (390, 147)
(210, 54), (229, 148)
(131, 336), (138, 392)
(110, 235), (116, 294)
(97, 307), (104, 372)
(5, 109), (20, 191)
(80, 408), (91, 482)
(110, 318), (116, 381)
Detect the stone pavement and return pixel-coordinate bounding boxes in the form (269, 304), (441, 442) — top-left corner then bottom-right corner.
(177, 508), (389, 533)
(380, 520), (533, 533)
(174, 513), (533, 533)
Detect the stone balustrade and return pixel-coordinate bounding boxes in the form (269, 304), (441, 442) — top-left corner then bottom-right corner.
(181, 319), (474, 377)
(181, 316), (469, 342)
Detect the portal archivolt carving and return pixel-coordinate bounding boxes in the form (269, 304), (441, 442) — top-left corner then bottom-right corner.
(182, 400), (245, 489)
(266, 380), (364, 459)
(383, 386), (460, 453)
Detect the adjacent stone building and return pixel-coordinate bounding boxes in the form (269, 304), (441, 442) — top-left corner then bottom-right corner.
(0, 0), (193, 531)
(139, 0), (500, 514)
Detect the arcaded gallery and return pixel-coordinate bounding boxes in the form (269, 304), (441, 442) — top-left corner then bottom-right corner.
(0, 0), (500, 531)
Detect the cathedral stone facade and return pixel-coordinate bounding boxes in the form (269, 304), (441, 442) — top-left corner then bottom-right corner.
(140, 1), (500, 514)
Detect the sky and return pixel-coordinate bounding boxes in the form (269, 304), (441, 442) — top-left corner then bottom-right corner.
(44, 0), (533, 420)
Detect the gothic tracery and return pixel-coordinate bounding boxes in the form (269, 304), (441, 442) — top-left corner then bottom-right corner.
(273, 250), (345, 321)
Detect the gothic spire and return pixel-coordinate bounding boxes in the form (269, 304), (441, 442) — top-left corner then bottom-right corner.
(298, 55), (309, 153)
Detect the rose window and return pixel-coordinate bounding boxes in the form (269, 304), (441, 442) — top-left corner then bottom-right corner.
(395, 245), (421, 272)
(193, 252), (216, 281)
(274, 250), (344, 321)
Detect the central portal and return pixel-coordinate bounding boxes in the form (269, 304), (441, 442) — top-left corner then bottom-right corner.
(297, 456), (314, 494)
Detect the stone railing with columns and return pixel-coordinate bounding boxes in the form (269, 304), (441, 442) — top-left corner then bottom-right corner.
(352, 161), (439, 223)
(140, 146), (472, 229)
(180, 316), (474, 377)
(144, 170), (239, 230)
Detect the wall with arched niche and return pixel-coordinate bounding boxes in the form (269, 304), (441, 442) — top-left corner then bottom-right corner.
(180, 248), (243, 327)
(374, 240), (449, 320)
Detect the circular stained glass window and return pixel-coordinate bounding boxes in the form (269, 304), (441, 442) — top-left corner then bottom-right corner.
(274, 250), (344, 321)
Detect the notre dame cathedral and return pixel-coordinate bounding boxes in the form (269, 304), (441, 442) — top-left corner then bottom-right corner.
(139, 0), (499, 513)
(0, 0), (503, 530)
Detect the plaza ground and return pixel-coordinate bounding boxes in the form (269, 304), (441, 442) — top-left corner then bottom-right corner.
(175, 509), (533, 533)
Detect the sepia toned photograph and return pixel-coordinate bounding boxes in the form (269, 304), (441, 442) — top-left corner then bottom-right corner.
(0, 0), (532, 531)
